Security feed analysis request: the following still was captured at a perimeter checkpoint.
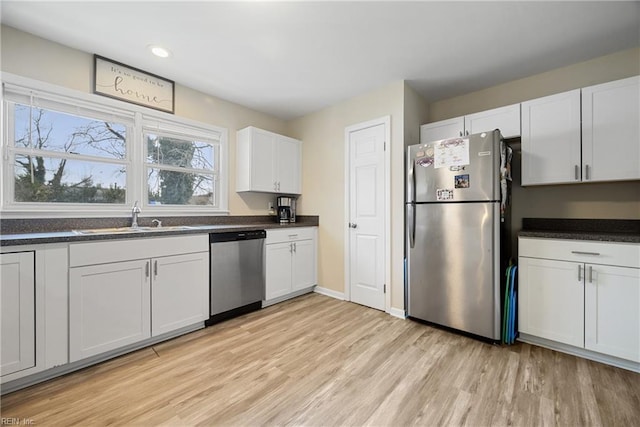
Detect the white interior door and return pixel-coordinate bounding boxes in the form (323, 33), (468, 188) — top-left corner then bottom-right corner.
(348, 121), (386, 311)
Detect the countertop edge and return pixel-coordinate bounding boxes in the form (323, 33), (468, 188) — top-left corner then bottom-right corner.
(1, 222), (318, 247)
(518, 230), (640, 244)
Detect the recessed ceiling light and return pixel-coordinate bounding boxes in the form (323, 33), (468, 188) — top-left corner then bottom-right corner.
(148, 45), (171, 58)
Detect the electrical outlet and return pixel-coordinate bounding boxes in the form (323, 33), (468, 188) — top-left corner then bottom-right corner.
(268, 201), (275, 215)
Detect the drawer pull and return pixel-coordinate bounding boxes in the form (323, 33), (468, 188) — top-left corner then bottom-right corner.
(588, 265), (593, 283)
(571, 251), (600, 256)
(578, 265), (582, 281)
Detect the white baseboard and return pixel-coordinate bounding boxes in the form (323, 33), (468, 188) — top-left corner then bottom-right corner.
(519, 333), (640, 373)
(314, 286), (345, 301)
(388, 307), (406, 319)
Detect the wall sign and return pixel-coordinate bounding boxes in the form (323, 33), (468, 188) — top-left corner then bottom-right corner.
(94, 55), (175, 114)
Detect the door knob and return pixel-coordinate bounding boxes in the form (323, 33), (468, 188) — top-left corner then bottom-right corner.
(349, 223), (358, 229)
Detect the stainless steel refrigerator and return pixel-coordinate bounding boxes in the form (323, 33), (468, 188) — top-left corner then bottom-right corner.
(406, 129), (507, 340)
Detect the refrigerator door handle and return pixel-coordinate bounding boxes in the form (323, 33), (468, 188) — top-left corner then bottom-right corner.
(408, 157), (416, 203)
(408, 203), (416, 248)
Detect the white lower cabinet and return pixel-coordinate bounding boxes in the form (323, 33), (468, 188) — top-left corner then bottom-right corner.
(265, 243), (296, 300)
(518, 257), (584, 348)
(0, 252), (35, 376)
(70, 260), (151, 362)
(519, 238), (640, 368)
(291, 238), (316, 291)
(69, 235), (209, 363)
(264, 227), (317, 305)
(584, 264), (640, 362)
(151, 252), (209, 336)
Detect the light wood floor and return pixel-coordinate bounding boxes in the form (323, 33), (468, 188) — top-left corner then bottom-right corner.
(2, 293), (639, 426)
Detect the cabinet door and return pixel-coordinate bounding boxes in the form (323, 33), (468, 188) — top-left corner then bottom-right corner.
(582, 76), (640, 182)
(277, 136), (301, 194)
(151, 252), (209, 336)
(518, 257), (584, 347)
(69, 260), (151, 362)
(585, 264), (640, 362)
(265, 242), (293, 300)
(0, 252), (35, 376)
(249, 128), (278, 192)
(521, 90), (581, 185)
(291, 239), (317, 291)
(464, 104), (521, 138)
(420, 117), (464, 143)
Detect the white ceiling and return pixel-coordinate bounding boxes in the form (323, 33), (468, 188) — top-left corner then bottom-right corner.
(1, 1), (639, 120)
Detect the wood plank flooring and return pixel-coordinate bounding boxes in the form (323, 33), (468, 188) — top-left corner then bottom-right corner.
(2, 293), (639, 426)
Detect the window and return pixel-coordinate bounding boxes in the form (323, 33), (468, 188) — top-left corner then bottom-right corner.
(2, 75), (228, 217)
(144, 123), (219, 207)
(12, 103), (129, 204)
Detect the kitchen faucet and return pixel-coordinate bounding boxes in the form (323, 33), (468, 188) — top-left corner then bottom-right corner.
(131, 201), (141, 228)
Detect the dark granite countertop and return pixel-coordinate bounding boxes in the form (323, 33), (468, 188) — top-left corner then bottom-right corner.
(1, 216), (319, 247)
(519, 218), (640, 244)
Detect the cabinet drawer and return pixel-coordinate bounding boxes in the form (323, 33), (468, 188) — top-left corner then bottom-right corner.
(519, 237), (640, 268)
(266, 227), (316, 244)
(70, 235), (209, 267)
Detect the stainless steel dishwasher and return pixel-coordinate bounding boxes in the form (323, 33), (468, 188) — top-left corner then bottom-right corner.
(206, 230), (266, 326)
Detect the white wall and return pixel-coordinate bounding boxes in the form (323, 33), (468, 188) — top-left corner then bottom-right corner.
(287, 81), (406, 310)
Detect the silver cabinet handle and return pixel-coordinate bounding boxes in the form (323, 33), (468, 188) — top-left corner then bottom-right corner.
(145, 261), (150, 278)
(465, 130), (469, 136)
(154, 260), (158, 277)
(348, 223), (358, 229)
(274, 181), (278, 191)
(293, 242), (297, 253)
(578, 265), (582, 282)
(585, 164), (590, 180)
(571, 251), (600, 256)
(575, 165), (579, 180)
(289, 243), (293, 253)
(588, 265), (593, 283)
(459, 131), (463, 137)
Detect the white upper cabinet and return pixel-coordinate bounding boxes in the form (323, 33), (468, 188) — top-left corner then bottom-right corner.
(420, 104), (521, 144)
(420, 117), (464, 143)
(521, 76), (640, 186)
(236, 126), (302, 194)
(464, 104), (521, 138)
(276, 135), (302, 194)
(582, 76), (640, 182)
(521, 89), (582, 186)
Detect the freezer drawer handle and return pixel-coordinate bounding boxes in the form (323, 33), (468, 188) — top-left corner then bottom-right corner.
(571, 251), (600, 256)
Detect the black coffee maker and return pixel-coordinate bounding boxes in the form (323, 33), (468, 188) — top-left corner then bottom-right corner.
(276, 196), (296, 223)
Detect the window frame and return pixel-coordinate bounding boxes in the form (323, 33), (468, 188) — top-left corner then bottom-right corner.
(1, 73), (229, 218)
